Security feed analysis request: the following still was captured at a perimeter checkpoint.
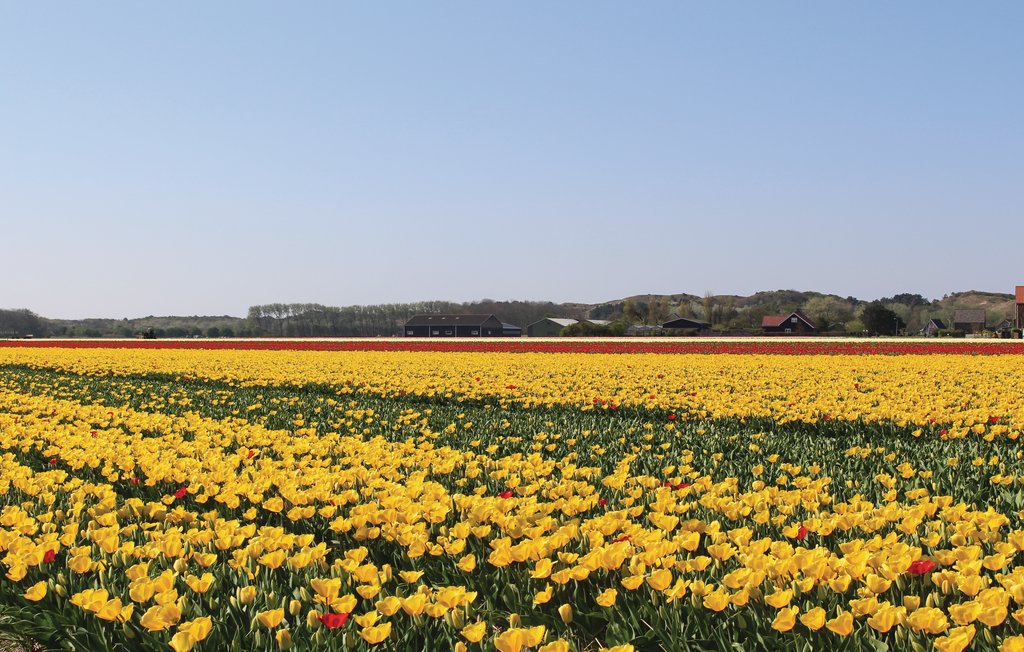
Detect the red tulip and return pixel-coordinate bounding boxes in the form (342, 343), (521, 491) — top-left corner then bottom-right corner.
(908, 559), (936, 575)
(173, 487), (188, 499)
(320, 612), (349, 628)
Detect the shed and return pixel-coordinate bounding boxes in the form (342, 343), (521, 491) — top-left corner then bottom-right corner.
(662, 316), (711, 333)
(952, 309), (986, 334)
(920, 318), (947, 336)
(762, 312), (817, 335)
(1017, 286), (1024, 329)
(404, 314), (504, 337)
(526, 318), (579, 337)
(502, 323), (523, 337)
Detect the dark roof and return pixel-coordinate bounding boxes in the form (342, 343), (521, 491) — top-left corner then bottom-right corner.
(953, 309), (986, 324)
(926, 318), (947, 329)
(405, 314), (500, 327)
(663, 317), (710, 328)
(762, 311), (817, 329)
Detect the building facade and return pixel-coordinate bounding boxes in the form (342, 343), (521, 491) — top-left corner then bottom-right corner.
(762, 312), (817, 335)
(403, 315), (505, 337)
(662, 317), (711, 333)
(952, 309), (986, 334)
(1017, 286), (1024, 329)
(526, 318), (579, 337)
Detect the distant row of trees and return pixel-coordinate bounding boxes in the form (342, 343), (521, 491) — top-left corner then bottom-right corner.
(244, 300), (588, 338)
(603, 292), (1012, 336)
(3, 291), (1015, 339)
(0, 309), (47, 338)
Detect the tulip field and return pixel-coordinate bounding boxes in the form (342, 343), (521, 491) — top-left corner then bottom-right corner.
(3, 339), (1024, 652)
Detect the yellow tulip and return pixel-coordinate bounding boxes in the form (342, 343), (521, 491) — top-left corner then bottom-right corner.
(523, 625), (546, 646)
(275, 629), (292, 651)
(867, 605), (905, 634)
(168, 631), (196, 652)
(185, 573), (214, 593)
(825, 610), (854, 636)
(934, 625), (975, 652)
(703, 589), (731, 613)
(258, 549), (287, 570)
(400, 593), (428, 616)
(764, 589), (793, 609)
(311, 577), (341, 602)
(375, 596), (402, 616)
(596, 588), (618, 607)
(356, 584), (380, 599)
(494, 629), (526, 652)
(95, 598), (126, 622)
(358, 621), (392, 645)
(238, 586), (257, 606)
(461, 621), (488, 643)
(772, 607), (797, 632)
(557, 604), (573, 624)
(531, 558), (554, 579)
(354, 610), (379, 628)
(179, 617), (213, 641)
(23, 581), (46, 602)
(799, 607), (826, 631)
(533, 584), (553, 605)
(620, 575), (644, 590)
(948, 601), (982, 626)
(257, 608), (285, 629)
(646, 568), (672, 591)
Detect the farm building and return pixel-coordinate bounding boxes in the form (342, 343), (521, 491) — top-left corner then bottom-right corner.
(762, 312), (817, 335)
(403, 314), (505, 337)
(525, 318), (613, 337)
(952, 309), (986, 334)
(1017, 286), (1024, 329)
(625, 324), (665, 336)
(662, 316), (711, 333)
(526, 318), (579, 337)
(502, 323), (523, 337)
(920, 318), (947, 336)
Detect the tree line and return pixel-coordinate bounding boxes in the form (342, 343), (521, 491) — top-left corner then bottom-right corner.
(2, 290), (1015, 339)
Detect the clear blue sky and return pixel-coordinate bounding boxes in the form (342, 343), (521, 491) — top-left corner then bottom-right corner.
(2, 2), (1021, 319)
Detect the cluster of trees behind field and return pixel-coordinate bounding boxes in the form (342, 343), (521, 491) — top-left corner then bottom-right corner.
(0, 290), (1016, 338)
